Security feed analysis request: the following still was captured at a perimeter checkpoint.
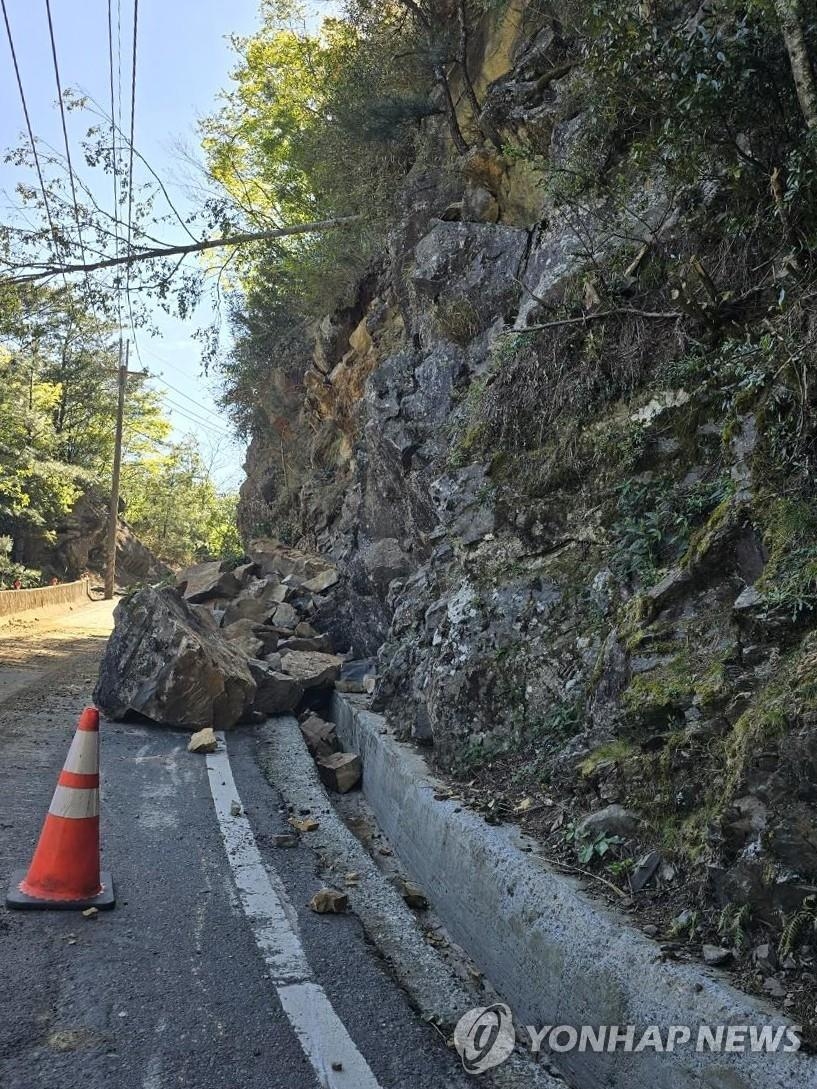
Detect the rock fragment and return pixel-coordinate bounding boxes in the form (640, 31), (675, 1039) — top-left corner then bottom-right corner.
(188, 727), (218, 754)
(280, 650), (343, 689)
(310, 888), (348, 914)
(316, 752), (362, 793)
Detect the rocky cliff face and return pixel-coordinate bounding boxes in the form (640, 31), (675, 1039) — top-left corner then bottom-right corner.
(239, 0), (817, 945)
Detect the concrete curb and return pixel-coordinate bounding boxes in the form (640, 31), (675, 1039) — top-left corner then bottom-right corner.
(256, 717), (564, 1089)
(0, 579), (91, 618)
(332, 693), (816, 1089)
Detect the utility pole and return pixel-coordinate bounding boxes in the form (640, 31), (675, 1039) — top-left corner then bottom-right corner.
(104, 340), (131, 600)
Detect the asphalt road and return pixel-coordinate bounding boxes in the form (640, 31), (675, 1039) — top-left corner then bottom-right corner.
(0, 600), (473, 1089)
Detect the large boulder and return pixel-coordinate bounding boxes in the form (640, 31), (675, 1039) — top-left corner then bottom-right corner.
(247, 659), (304, 715)
(177, 560), (240, 603)
(249, 538), (337, 584)
(279, 650), (343, 690)
(94, 586), (256, 729)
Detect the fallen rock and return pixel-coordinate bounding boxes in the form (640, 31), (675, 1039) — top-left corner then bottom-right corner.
(629, 850), (662, 893)
(94, 586), (256, 729)
(400, 880), (429, 910)
(289, 816), (319, 833)
(230, 800), (242, 817)
(702, 944), (732, 966)
(221, 597), (276, 628)
(177, 560), (240, 603)
(577, 804), (640, 839)
(279, 634), (334, 653)
(188, 727), (218, 754)
(299, 714), (339, 759)
(317, 752), (362, 793)
(272, 834), (299, 848)
(249, 539), (336, 583)
(302, 569), (339, 594)
(295, 621), (319, 638)
(272, 602), (299, 630)
(248, 660), (304, 715)
(281, 650), (343, 690)
(222, 618), (265, 659)
(309, 888), (348, 914)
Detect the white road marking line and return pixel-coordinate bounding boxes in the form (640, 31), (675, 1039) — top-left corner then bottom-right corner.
(206, 734), (384, 1089)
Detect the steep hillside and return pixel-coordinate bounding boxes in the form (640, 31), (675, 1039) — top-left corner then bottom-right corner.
(227, 0), (817, 1026)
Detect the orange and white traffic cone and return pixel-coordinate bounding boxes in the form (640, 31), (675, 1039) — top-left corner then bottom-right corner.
(6, 707), (115, 910)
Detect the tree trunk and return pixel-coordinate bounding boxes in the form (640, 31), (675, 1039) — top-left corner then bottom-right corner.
(775, 0), (817, 133)
(434, 64), (470, 155)
(456, 0), (494, 145)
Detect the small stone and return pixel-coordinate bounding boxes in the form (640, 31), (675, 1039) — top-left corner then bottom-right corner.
(272, 834), (299, 848)
(82, 907), (98, 919)
(316, 752), (362, 794)
(188, 727), (218, 754)
(702, 944), (732, 966)
(331, 1062), (343, 1072)
(289, 816), (319, 833)
(577, 804), (640, 839)
(643, 924), (659, 938)
(310, 888), (348, 914)
(299, 715), (339, 760)
(230, 801), (242, 817)
(763, 977), (787, 998)
(629, 851), (662, 893)
(401, 881), (429, 911)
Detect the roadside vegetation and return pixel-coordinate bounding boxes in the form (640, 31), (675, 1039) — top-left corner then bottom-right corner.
(0, 283), (241, 583)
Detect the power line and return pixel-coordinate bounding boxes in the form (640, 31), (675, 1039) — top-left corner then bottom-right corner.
(124, 0), (139, 358)
(125, 0), (138, 275)
(148, 371), (223, 421)
(163, 400), (226, 435)
(44, 0), (89, 282)
(1, 0), (59, 257)
(106, 0), (123, 329)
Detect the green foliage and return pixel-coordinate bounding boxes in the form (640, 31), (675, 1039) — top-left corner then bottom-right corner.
(121, 441), (243, 567)
(718, 902), (751, 952)
(0, 537), (41, 588)
(755, 498), (817, 620)
(779, 895), (817, 957)
(562, 821), (624, 865)
(610, 473), (733, 585)
(0, 283), (240, 572)
(572, 0), (817, 231)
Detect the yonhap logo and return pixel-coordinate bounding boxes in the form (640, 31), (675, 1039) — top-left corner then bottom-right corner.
(454, 1004), (516, 1074)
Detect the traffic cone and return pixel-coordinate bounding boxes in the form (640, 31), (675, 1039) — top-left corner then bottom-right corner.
(6, 707), (115, 910)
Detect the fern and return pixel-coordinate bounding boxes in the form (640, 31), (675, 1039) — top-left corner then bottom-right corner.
(779, 896), (817, 958)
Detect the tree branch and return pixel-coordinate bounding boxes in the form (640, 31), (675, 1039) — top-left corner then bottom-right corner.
(501, 307), (683, 335)
(3, 215), (363, 283)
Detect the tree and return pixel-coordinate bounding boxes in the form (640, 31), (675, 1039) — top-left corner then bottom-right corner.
(774, 0), (817, 135)
(120, 440), (242, 566)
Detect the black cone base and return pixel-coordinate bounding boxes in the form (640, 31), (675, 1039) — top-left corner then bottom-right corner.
(6, 870), (115, 911)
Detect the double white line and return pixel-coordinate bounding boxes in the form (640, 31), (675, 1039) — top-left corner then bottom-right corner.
(207, 734), (383, 1089)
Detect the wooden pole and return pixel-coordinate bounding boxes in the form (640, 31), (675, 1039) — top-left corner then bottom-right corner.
(104, 339), (128, 600)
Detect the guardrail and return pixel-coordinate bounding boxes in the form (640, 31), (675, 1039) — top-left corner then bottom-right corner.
(0, 579), (92, 619)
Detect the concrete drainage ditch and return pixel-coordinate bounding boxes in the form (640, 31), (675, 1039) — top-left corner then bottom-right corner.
(331, 692), (815, 1089)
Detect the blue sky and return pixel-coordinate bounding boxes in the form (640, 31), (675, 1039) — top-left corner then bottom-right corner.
(0, 0), (330, 490)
